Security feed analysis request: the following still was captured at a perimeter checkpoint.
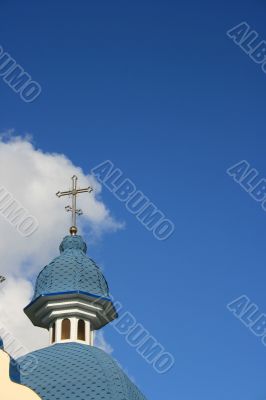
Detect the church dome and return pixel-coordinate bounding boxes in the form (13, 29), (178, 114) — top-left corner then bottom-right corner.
(33, 235), (109, 301)
(6, 176), (147, 400)
(15, 343), (146, 400)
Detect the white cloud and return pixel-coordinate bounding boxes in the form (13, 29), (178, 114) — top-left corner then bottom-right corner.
(94, 331), (114, 354)
(0, 278), (47, 356)
(0, 134), (122, 355)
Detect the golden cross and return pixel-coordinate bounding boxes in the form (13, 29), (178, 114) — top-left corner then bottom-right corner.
(56, 175), (93, 235)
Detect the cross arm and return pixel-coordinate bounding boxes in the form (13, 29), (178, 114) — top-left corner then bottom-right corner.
(76, 187), (93, 194)
(56, 190), (72, 198)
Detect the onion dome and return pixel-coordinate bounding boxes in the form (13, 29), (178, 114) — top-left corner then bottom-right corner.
(33, 235), (109, 300)
(24, 235), (117, 333)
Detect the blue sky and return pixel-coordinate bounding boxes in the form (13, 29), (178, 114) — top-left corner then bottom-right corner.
(1, 0), (266, 399)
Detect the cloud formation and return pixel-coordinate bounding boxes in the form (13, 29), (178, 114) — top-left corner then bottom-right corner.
(94, 331), (114, 354)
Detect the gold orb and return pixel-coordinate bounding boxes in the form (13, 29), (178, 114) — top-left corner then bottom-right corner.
(69, 226), (78, 235)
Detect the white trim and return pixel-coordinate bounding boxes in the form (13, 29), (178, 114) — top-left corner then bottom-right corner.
(55, 319), (62, 343)
(47, 300), (102, 311)
(70, 317), (77, 341)
(85, 320), (90, 343)
(49, 324), (53, 343)
(42, 308), (97, 324)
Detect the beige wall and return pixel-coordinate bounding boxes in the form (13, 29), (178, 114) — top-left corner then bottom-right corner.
(0, 350), (41, 400)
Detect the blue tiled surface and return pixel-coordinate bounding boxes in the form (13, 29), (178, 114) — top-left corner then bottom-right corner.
(15, 343), (146, 400)
(11, 236), (146, 399)
(33, 236), (109, 300)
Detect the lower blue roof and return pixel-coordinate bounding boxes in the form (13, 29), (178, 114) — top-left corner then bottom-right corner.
(14, 343), (146, 400)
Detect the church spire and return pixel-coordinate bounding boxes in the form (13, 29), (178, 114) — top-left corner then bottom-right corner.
(24, 177), (117, 347)
(24, 234), (117, 347)
(56, 175), (93, 235)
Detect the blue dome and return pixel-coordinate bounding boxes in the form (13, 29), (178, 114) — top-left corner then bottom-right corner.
(14, 343), (146, 400)
(33, 235), (109, 301)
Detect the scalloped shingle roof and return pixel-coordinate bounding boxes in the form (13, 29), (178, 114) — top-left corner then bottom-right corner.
(33, 235), (109, 300)
(15, 343), (146, 400)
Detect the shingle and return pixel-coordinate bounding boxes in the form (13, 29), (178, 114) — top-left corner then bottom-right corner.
(33, 236), (109, 300)
(15, 343), (147, 400)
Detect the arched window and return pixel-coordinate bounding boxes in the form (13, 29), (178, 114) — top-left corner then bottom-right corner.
(78, 319), (85, 341)
(61, 318), (71, 340)
(52, 322), (56, 343)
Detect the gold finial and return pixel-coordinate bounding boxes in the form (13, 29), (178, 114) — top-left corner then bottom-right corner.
(69, 226), (78, 235)
(56, 175), (93, 235)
